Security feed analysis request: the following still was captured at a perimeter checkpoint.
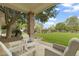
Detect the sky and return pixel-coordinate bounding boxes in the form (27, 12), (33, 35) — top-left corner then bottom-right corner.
(43, 3), (79, 29)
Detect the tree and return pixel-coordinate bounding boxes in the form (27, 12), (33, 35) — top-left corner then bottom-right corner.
(35, 4), (59, 23)
(72, 25), (79, 32)
(48, 25), (56, 32)
(55, 22), (66, 32)
(0, 5), (26, 39)
(65, 16), (79, 27)
(34, 21), (43, 33)
(16, 18), (27, 30)
(65, 16), (79, 32)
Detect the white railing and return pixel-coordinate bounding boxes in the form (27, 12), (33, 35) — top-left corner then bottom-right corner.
(20, 48), (36, 56)
(39, 43), (63, 56)
(34, 42), (63, 56)
(8, 41), (36, 56)
(0, 41), (12, 56)
(0, 40), (63, 56)
(39, 41), (53, 48)
(21, 41), (63, 56)
(8, 40), (24, 52)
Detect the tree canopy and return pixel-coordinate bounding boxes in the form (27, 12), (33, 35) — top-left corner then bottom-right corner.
(65, 16), (79, 27)
(35, 4), (59, 23)
(55, 22), (66, 31)
(55, 16), (79, 32)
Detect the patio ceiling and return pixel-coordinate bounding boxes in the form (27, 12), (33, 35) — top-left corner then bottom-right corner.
(0, 3), (55, 14)
(0, 3), (56, 25)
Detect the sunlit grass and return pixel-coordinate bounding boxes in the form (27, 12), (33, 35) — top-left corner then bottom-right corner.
(35, 32), (79, 46)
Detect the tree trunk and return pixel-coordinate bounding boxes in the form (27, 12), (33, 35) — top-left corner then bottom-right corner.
(4, 11), (20, 42)
(6, 25), (12, 40)
(27, 12), (35, 41)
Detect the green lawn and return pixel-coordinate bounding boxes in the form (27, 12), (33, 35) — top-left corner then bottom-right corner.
(35, 32), (79, 46)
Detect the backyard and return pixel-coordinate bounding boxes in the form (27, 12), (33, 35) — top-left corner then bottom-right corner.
(35, 32), (79, 46)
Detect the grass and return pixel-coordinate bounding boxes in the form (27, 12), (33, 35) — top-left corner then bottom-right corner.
(35, 32), (79, 46)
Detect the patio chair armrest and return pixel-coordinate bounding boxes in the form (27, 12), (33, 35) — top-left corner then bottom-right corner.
(53, 43), (66, 52)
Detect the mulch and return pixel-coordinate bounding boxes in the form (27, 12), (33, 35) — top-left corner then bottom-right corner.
(0, 36), (23, 43)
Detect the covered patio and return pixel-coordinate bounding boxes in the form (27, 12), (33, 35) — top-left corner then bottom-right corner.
(0, 3), (79, 56)
(0, 3), (56, 41)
